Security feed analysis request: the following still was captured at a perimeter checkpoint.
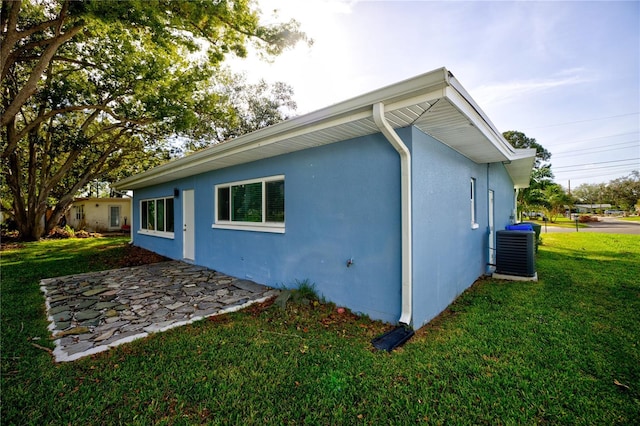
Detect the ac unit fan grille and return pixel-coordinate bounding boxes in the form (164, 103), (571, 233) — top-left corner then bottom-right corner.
(495, 230), (536, 277)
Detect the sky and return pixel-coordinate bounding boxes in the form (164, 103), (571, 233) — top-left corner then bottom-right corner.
(225, 0), (640, 187)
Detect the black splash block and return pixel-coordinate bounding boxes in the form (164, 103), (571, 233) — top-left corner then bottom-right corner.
(371, 325), (415, 352)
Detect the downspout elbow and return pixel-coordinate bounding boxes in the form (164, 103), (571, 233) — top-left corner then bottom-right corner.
(372, 103), (413, 327)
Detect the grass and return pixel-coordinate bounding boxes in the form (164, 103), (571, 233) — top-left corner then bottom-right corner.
(620, 216), (640, 222)
(2, 234), (639, 424)
(541, 216), (588, 228)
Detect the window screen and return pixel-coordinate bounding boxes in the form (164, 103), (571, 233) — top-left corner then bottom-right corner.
(147, 200), (155, 230)
(266, 180), (285, 222)
(215, 176), (285, 229)
(232, 182), (262, 222)
(157, 199), (165, 232)
(141, 201), (148, 229)
(217, 187), (230, 221)
(140, 197), (174, 234)
(166, 198), (174, 232)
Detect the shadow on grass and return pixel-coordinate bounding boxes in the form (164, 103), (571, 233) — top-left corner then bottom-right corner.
(1, 235), (639, 424)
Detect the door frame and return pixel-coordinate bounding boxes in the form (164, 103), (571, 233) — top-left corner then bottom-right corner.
(183, 189), (195, 261)
(108, 205), (121, 230)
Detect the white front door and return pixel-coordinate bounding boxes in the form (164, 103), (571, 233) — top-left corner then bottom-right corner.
(183, 189), (195, 260)
(488, 190), (495, 265)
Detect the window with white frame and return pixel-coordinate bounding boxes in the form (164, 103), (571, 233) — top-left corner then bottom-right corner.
(139, 196), (174, 237)
(470, 178), (479, 229)
(214, 175), (285, 233)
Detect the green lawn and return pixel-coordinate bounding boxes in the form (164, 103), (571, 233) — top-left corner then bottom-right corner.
(2, 235), (639, 424)
(621, 216), (640, 222)
(541, 216), (588, 228)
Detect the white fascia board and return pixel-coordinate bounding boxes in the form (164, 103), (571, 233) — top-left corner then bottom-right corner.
(446, 76), (516, 155)
(509, 148), (538, 162)
(116, 67), (535, 190)
(116, 68), (453, 190)
(443, 87), (513, 162)
(444, 77), (537, 186)
(504, 152), (537, 188)
(115, 109), (374, 190)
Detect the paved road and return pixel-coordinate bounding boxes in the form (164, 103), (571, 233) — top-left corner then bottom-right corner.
(541, 217), (640, 235)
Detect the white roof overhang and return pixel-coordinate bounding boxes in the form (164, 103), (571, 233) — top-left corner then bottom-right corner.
(115, 67), (535, 190)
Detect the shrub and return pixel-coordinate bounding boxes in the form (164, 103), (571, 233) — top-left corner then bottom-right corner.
(295, 279), (318, 301)
(46, 225), (74, 239)
(578, 215), (599, 223)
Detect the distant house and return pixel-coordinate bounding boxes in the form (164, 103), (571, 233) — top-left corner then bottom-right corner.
(115, 68), (535, 329)
(574, 203), (612, 214)
(66, 197), (131, 233)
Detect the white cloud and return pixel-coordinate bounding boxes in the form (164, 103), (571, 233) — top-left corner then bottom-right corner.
(471, 70), (594, 107)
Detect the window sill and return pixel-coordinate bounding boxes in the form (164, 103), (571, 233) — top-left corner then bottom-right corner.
(212, 223), (285, 234)
(471, 223), (480, 230)
(137, 230), (175, 239)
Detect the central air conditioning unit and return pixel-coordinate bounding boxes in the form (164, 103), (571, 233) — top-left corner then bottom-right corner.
(495, 230), (536, 277)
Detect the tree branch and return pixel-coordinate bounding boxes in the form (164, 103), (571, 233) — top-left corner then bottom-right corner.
(0, 0), (23, 75)
(1, 24), (83, 126)
(14, 104), (112, 143)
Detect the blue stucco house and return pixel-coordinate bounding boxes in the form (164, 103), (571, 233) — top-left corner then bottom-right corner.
(115, 68), (536, 329)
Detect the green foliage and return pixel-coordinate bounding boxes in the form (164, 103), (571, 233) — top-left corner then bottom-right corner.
(573, 182), (609, 204)
(504, 131), (638, 216)
(573, 171), (640, 212)
(609, 171), (640, 210)
(275, 279), (319, 309)
(541, 183), (573, 222)
(1, 0), (309, 240)
(502, 130), (551, 168)
(179, 72), (298, 153)
(503, 130), (558, 217)
(2, 235), (638, 424)
(294, 279), (319, 301)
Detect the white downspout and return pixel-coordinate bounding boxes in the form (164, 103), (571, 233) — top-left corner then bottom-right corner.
(129, 194), (134, 244)
(372, 102), (412, 326)
(514, 188), (519, 223)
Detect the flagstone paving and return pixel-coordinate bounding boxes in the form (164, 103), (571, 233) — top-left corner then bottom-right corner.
(40, 261), (279, 362)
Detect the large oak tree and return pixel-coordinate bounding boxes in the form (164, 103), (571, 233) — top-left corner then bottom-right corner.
(1, 0), (307, 240)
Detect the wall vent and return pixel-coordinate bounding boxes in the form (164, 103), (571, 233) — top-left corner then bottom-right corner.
(495, 230), (536, 277)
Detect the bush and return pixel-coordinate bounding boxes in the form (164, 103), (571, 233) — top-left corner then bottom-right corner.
(578, 215), (599, 223)
(46, 225), (75, 239)
(45, 226), (101, 239)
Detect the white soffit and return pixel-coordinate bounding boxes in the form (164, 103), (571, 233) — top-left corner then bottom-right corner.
(115, 68), (534, 190)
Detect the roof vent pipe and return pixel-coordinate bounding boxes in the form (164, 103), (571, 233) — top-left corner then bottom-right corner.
(372, 102), (413, 326)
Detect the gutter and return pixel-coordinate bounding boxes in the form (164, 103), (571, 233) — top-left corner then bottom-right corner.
(372, 102), (412, 326)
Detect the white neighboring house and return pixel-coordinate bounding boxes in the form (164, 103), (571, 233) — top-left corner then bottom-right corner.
(574, 203), (612, 214)
(66, 197), (131, 232)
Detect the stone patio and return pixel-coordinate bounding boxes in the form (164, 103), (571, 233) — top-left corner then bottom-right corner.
(40, 261), (279, 362)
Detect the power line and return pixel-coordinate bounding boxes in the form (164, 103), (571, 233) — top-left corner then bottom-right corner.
(556, 169), (637, 181)
(524, 112), (639, 130)
(553, 157), (640, 170)
(552, 141), (639, 158)
(555, 164), (637, 176)
(553, 139), (639, 154)
(548, 131), (639, 147)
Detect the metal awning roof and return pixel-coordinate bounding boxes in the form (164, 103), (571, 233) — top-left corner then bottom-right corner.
(115, 67), (535, 190)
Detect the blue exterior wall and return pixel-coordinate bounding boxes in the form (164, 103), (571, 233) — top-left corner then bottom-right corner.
(132, 126), (517, 328)
(133, 134), (404, 324)
(409, 127), (515, 328)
